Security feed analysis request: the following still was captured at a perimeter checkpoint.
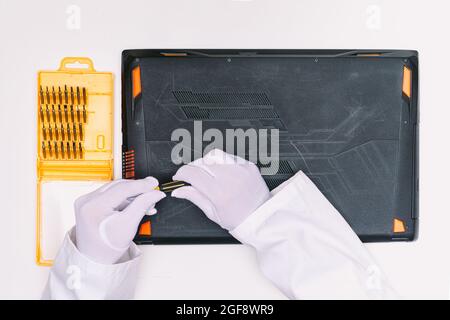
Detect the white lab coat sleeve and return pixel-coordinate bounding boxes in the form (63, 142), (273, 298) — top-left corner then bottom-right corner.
(42, 227), (142, 300)
(230, 171), (398, 300)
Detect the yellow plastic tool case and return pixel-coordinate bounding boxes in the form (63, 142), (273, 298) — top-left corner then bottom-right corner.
(36, 57), (113, 266)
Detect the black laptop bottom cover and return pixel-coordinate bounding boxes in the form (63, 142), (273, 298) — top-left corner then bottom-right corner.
(122, 50), (418, 243)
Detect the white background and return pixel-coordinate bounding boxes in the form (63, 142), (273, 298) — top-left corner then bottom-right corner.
(0, 0), (449, 299)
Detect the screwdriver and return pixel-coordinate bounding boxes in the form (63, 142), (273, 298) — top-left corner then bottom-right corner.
(156, 180), (188, 193)
(124, 181), (188, 205)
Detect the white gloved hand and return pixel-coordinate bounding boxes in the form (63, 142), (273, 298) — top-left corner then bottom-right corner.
(171, 149), (270, 230)
(74, 177), (166, 264)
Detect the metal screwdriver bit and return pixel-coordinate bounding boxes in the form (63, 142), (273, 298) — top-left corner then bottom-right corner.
(39, 86), (44, 105)
(42, 142), (46, 158)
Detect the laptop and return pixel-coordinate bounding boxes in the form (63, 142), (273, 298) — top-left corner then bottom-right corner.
(121, 49), (418, 243)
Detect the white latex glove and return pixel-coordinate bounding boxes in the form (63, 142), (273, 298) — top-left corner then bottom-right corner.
(74, 177), (166, 264)
(172, 149), (270, 230)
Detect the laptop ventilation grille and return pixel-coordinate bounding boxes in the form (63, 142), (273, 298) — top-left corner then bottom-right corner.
(257, 160), (294, 175)
(173, 91), (271, 105)
(263, 176), (290, 190)
(181, 106), (279, 120)
(174, 91), (279, 120)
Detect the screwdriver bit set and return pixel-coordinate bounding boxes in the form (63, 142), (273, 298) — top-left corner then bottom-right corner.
(39, 85), (87, 159)
(37, 57), (113, 266)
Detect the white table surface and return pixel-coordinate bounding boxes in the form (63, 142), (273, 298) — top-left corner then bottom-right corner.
(1, 0), (449, 299)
